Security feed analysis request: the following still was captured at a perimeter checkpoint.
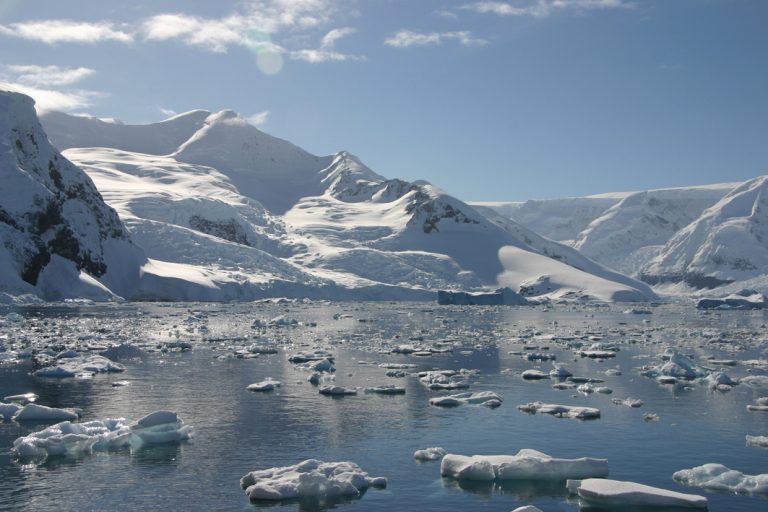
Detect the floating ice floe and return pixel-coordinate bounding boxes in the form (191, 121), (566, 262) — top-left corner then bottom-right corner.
(414, 447), (446, 461)
(304, 358), (335, 373)
(746, 435), (768, 448)
(521, 369), (549, 380)
(430, 391), (502, 408)
(247, 379), (281, 392)
(613, 398), (643, 408)
(364, 385), (405, 395)
(511, 507), (543, 512)
(240, 459), (387, 501)
(747, 405), (768, 412)
(13, 403), (81, 422)
(640, 351), (706, 381)
(418, 370), (473, 390)
(12, 410), (192, 460)
(518, 402), (600, 419)
(673, 463), (768, 495)
(440, 449), (608, 481)
(4, 393), (37, 404)
(567, 478), (707, 508)
(319, 385), (357, 396)
(129, 410), (193, 447)
(12, 418), (131, 459)
(550, 364), (572, 379)
(379, 363), (417, 370)
(580, 350), (616, 359)
(289, 350), (333, 363)
(741, 376), (768, 388)
(33, 355), (125, 378)
(705, 372), (739, 391)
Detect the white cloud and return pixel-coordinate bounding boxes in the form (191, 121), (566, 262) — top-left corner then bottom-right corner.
(0, 19), (132, 44)
(247, 110), (270, 126)
(384, 30), (486, 48)
(158, 106), (178, 118)
(0, 81), (101, 112)
(141, 0), (340, 53)
(320, 27), (356, 49)
(5, 65), (95, 87)
(289, 49), (361, 63)
(463, 0), (632, 18)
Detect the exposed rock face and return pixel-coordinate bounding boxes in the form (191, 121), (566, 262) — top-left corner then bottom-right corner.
(0, 90), (132, 296)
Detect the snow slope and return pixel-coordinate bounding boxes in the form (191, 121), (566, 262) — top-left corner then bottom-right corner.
(38, 107), (656, 302)
(642, 176), (768, 289)
(573, 184), (735, 276)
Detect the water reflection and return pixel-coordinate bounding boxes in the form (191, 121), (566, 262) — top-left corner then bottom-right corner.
(442, 477), (569, 500)
(131, 443), (182, 467)
(249, 491), (370, 511)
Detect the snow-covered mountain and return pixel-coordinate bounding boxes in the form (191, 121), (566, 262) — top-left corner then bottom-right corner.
(475, 184), (735, 277)
(641, 176), (768, 290)
(32, 105), (656, 302)
(0, 90), (144, 302)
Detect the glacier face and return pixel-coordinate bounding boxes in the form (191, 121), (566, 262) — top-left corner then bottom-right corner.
(29, 103), (656, 302)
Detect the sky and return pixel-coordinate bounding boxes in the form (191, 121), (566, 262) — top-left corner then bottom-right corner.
(0, 0), (766, 201)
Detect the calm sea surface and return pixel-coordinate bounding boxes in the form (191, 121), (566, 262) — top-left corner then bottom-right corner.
(1, 301), (767, 511)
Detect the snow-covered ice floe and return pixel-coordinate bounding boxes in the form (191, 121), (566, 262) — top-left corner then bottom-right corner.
(247, 379), (281, 392)
(746, 435), (768, 448)
(414, 447), (446, 461)
(364, 385), (405, 395)
(640, 351), (707, 381)
(240, 459), (387, 501)
(418, 369), (474, 390)
(673, 463), (768, 495)
(129, 410), (193, 447)
(13, 403), (81, 422)
(517, 402), (600, 419)
(319, 385), (357, 396)
(436, 287), (529, 306)
(440, 449), (608, 481)
(429, 391), (502, 408)
(33, 355), (125, 378)
(567, 478), (707, 508)
(12, 410), (192, 460)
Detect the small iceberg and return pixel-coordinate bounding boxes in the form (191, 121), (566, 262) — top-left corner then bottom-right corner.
(247, 379), (281, 392)
(430, 391), (502, 408)
(440, 449), (608, 481)
(13, 403), (81, 422)
(746, 435), (768, 448)
(673, 463), (768, 495)
(567, 478), (707, 508)
(521, 369), (549, 380)
(33, 355), (125, 378)
(240, 459), (387, 501)
(364, 385), (405, 395)
(319, 385), (357, 396)
(517, 402), (600, 419)
(414, 447), (446, 461)
(129, 410), (193, 447)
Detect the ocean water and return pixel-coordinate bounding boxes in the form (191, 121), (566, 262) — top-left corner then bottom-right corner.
(0, 301), (767, 511)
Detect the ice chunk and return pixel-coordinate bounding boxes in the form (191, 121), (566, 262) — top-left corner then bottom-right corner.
(414, 447), (446, 461)
(418, 370), (472, 390)
(307, 358), (335, 373)
(319, 385), (357, 396)
(247, 379), (281, 392)
(441, 449), (608, 481)
(129, 410), (193, 446)
(240, 459), (386, 501)
(437, 287), (529, 306)
(518, 401), (600, 419)
(12, 418), (131, 459)
(568, 478), (707, 508)
(364, 385), (405, 395)
(13, 403), (81, 422)
(511, 507), (543, 512)
(673, 463), (768, 495)
(33, 354), (125, 378)
(746, 435), (768, 448)
(430, 391), (502, 407)
(580, 350), (616, 359)
(521, 369), (549, 380)
(550, 364), (572, 379)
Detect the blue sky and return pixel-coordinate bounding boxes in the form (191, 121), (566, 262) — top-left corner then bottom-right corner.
(1, 0), (766, 201)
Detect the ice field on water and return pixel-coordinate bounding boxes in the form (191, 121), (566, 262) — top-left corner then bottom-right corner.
(1, 301), (768, 511)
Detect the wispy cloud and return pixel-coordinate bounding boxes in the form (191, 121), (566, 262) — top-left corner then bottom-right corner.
(320, 27), (356, 49)
(289, 27), (362, 62)
(463, 0), (632, 18)
(247, 110), (270, 126)
(0, 81), (101, 112)
(5, 65), (95, 87)
(158, 106), (178, 118)
(384, 30), (486, 48)
(0, 19), (132, 44)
